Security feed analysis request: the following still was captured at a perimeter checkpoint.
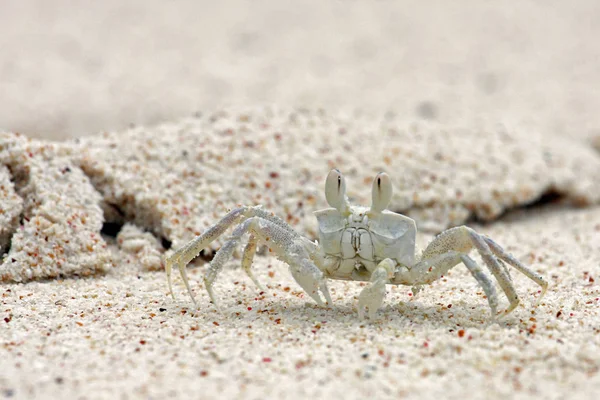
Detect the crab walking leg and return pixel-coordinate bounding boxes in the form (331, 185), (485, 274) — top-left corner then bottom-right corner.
(203, 221), (255, 311)
(468, 231), (520, 315)
(165, 205), (303, 299)
(405, 252), (464, 285)
(250, 206), (301, 235)
(483, 236), (548, 302)
(166, 207), (247, 300)
(357, 258), (395, 320)
(165, 256), (193, 304)
(460, 255), (499, 318)
(241, 233), (263, 290)
(420, 226), (541, 315)
(401, 251), (499, 317)
(202, 216), (330, 310)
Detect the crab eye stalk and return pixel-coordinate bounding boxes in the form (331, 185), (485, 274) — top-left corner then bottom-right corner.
(370, 172), (392, 213)
(325, 169), (348, 211)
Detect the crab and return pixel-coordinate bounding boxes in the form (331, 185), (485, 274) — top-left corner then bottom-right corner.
(165, 169), (547, 320)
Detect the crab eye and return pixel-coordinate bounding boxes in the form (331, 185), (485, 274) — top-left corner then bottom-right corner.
(370, 172), (392, 213)
(325, 169), (347, 210)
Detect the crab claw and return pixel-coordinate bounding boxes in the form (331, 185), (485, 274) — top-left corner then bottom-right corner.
(357, 259), (394, 320)
(358, 280), (387, 320)
(290, 260), (332, 306)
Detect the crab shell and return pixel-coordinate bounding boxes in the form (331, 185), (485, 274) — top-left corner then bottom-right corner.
(314, 169), (417, 277)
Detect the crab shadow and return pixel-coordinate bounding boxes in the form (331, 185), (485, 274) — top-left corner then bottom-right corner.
(165, 267), (523, 331)
(177, 296), (508, 331)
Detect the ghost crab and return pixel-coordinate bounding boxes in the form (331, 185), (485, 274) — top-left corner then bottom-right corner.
(165, 169), (547, 320)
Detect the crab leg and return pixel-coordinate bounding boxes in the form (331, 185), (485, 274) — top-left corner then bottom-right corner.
(468, 230), (520, 315)
(399, 251), (499, 317)
(415, 225), (545, 316)
(203, 219), (257, 311)
(165, 205), (303, 301)
(405, 252), (464, 285)
(241, 233), (263, 290)
(166, 207), (247, 302)
(483, 236), (548, 302)
(196, 216), (329, 310)
(460, 254), (499, 317)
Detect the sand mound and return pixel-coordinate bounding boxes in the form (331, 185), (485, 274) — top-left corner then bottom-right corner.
(0, 133), (112, 282)
(2, 109), (600, 281)
(72, 107), (600, 246)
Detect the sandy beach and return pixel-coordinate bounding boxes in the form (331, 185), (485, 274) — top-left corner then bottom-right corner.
(1, 1), (600, 399)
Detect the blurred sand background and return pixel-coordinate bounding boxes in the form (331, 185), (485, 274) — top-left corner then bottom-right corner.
(1, 1), (600, 399)
(2, 0), (600, 142)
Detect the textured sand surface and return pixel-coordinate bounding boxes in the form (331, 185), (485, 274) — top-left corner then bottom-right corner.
(0, 133), (112, 282)
(1, 1), (600, 399)
(3, 112), (600, 282)
(1, 206), (599, 399)
(70, 108), (600, 247)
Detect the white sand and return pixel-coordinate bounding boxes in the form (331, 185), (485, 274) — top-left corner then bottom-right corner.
(3, 110), (599, 282)
(1, 1), (600, 399)
(1, 206), (599, 399)
(69, 109), (600, 246)
(0, 133), (112, 282)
